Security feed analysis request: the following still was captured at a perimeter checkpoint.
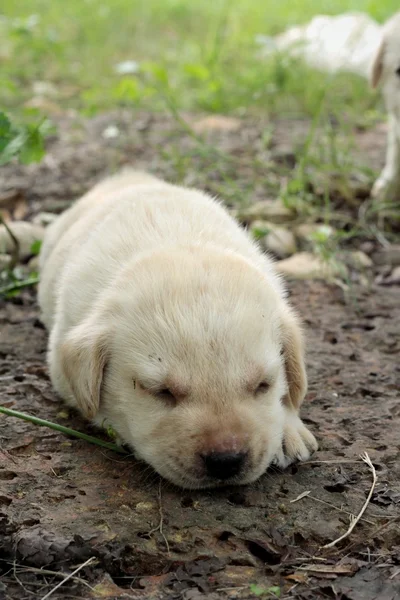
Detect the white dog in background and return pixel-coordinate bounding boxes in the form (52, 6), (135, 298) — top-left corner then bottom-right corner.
(260, 11), (400, 201)
(370, 13), (400, 200)
(38, 170), (317, 489)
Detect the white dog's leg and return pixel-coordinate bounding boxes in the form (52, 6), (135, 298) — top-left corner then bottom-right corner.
(273, 408), (318, 469)
(372, 114), (400, 199)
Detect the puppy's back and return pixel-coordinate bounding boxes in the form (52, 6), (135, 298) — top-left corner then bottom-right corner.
(39, 170), (164, 328)
(39, 170), (161, 268)
(39, 171), (281, 332)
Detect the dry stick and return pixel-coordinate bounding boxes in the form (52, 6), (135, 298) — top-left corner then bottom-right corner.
(148, 480), (170, 555)
(13, 560), (36, 597)
(290, 489), (374, 525)
(390, 568), (400, 580)
(40, 557), (95, 600)
(11, 564), (94, 590)
(322, 452), (377, 549)
(0, 213), (20, 270)
(308, 494), (375, 526)
(300, 459), (365, 465)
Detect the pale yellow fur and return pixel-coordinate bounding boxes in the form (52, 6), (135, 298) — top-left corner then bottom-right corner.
(39, 170), (317, 488)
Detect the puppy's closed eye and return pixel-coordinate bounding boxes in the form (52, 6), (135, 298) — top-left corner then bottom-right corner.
(153, 388), (177, 407)
(254, 381), (271, 396)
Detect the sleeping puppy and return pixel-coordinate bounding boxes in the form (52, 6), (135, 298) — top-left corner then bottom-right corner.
(39, 170), (317, 489)
(370, 12), (400, 200)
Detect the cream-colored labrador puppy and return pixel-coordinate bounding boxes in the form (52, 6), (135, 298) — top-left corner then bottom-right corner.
(39, 170), (317, 489)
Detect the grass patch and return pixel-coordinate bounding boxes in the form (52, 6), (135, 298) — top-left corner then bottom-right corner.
(0, 1), (396, 274)
(0, 0), (397, 118)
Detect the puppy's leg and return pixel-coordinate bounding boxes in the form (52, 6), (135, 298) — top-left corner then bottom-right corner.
(273, 408), (318, 469)
(274, 307), (318, 468)
(372, 114), (400, 199)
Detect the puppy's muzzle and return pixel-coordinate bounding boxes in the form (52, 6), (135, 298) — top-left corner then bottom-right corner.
(201, 451), (247, 480)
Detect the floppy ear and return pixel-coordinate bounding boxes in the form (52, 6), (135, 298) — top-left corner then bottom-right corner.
(60, 321), (108, 420)
(370, 39), (385, 89)
(280, 307), (307, 411)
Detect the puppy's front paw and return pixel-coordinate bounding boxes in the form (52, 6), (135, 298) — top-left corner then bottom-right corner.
(273, 411), (318, 469)
(371, 173), (400, 200)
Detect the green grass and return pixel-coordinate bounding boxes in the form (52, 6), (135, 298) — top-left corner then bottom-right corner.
(1, 0), (398, 274)
(0, 0), (398, 118)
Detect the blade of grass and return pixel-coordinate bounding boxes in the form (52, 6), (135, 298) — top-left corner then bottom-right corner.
(0, 406), (128, 454)
(0, 276), (40, 296)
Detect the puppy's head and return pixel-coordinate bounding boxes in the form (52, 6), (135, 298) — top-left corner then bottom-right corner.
(61, 247), (306, 488)
(370, 13), (400, 113)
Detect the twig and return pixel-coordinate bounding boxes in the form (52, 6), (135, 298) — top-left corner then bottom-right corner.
(290, 490), (311, 503)
(290, 488), (374, 525)
(300, 460), (364, 465)
(148, 480), (170, 554)
(10, 564), (94, 590)
(13, 560), (36, 596)
(0, 213), (20, 270)
(308, 494), (375, 526)
(0, 406), (128, 454)
(0, 446), (18, 464)
(322, 452), (377, 549)
(390, 568), (400, 580)
(0, 276), (40, 296)
(343, 517), (399, 553)
(40, 556), (95, 600)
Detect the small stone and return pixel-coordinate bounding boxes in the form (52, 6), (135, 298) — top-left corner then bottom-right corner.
(0, 253), (11, 269)
(347, 250), (373, 269)
(372, 245), (400, 266)
(295, 223), (334, 243)
(192, 115), (242, 133)
(32, 212), (57, 227)
(28, 256), (39, 271)
(277, 252), (345, 280)
(114, 60), (140, 75)
(236, 199), (293, 224)
(377, 265), (400, 285)
(252, 220), (296, 257)
(0, 221), (45, 259)
(390, 265), (400, 281)
(32, 80), (58, 98)
(135, 501), (155, 512)
(24, 97), (63, 115)
(102, 125), (120, 139)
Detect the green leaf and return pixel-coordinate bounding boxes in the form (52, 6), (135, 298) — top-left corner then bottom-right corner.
(19, 127), (45, 164)
(0, 113), (48, 166)
(143, 62), (169, 85)
(30, 239), (42, 256)
(252, 226), (271, 240)
(184, 63), (210, 80)
(112, 77), (140, 101)
(0, 112), (11, 137)
(0, 131), (27, 165)
(249, 584), (281, 598)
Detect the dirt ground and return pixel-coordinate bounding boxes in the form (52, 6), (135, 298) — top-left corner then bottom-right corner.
(0, 111), (400, 600)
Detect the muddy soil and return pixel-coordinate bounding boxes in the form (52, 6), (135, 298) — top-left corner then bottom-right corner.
(0, 111), (399, 599)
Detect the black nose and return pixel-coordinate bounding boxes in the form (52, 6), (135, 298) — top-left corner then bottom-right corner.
(201, 451), (246, 480)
